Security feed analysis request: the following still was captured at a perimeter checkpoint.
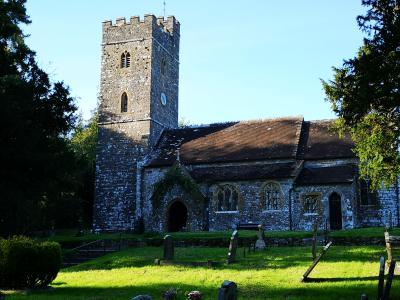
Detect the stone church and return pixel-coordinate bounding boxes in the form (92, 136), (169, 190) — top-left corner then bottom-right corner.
(93, 15), (399, 233)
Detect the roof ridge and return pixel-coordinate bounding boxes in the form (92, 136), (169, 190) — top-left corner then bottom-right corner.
(171, 116), (305, 131)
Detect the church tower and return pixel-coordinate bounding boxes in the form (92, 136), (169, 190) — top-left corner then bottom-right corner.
(94, 15), (180, 231)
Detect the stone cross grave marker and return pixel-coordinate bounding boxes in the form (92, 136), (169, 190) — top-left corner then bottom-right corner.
(218, 280), (238, 300)
(227, 230), (238, 264)
(163, 235), (174, 260)
(255, 224), (266, 250)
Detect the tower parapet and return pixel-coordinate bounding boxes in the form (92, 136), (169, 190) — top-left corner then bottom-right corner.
(102, 15), (180, 45)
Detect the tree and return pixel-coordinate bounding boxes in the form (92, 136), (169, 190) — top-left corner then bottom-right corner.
(70, 111), (99, 226)
(0, 0), (77, 235)
(322, 0), (400, 189)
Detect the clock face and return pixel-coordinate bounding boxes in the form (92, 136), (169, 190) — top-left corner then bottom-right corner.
(160, 93), (167, 106)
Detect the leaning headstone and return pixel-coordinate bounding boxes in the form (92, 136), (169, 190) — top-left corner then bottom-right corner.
(163, 235), (174, 260)
(301, 241), (333, 282)
(227, 230), (238, 264)
(132, 295), (152, 300)
(218, 280), (238, 300)
(255, 224), (266, 250)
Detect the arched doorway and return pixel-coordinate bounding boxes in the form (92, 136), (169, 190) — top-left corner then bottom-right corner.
(167, 200), (188, 232)
(329, 193), (342, 230)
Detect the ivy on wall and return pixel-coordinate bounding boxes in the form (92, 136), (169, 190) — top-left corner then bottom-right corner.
(152, 162), (205, 209)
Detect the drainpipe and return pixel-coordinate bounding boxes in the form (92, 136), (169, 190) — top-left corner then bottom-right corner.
(289, 188), (293, 231)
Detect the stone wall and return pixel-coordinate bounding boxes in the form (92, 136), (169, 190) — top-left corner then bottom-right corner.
(140, 160), (399, 232)
(358, 185), (399, 228)
(291, 183), (356, 231)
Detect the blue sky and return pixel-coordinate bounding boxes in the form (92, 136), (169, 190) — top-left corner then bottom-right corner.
(24, 0), (365, 124)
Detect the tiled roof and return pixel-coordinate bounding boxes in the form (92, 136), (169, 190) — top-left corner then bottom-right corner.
(147, 117), (303, 166)
(189, 162), (297, 182)
(295, 165), (358, 185)
(299, 120), (355, 160)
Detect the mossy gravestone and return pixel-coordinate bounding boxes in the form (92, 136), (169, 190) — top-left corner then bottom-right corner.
(227, 230), (238, 264)
(255, 224), (266, 250)
(163, 235), (174, 260)
(218, 280), (238, 300)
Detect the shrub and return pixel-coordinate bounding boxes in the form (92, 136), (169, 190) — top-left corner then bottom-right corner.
(0, 236), (61, 289)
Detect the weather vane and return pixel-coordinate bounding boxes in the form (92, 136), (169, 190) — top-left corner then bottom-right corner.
(163, 1), (166, 19)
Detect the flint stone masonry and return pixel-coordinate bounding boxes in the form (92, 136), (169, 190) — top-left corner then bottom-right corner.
(94, 14), (400, 233)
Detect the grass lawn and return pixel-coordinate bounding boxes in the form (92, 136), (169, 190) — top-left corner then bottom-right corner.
(3, 245), (399, 300)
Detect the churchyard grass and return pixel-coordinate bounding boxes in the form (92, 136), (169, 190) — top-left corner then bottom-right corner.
(3, 245), (399, 299)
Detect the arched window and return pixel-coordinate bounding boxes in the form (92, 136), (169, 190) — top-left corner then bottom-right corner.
(121, 92), (128, 113)
(261, 182), (283, 210)
(161, 57), (166, 75)
(214, 185), (239, 212)
(120, 52), (130, 68)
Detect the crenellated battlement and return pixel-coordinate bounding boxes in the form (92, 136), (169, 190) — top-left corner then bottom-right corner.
(102, 14), (180, 36)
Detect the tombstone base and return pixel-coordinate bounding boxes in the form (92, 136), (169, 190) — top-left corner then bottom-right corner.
(255, 239), (266, 250)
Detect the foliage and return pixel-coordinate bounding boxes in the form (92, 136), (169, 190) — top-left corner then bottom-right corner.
(322, 0), (400, 189)
(0, 236), (61, 289)
(0, 0), (79, 235)
(4, 245), (397, 299)
(69, 112), (99, 226)
(152, 163), (205, 209)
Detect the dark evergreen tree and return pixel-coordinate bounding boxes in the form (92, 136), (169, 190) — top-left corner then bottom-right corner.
(0, 0), (78, 236)
(322, 0), (400, 189)
(70, 112), (98, 226)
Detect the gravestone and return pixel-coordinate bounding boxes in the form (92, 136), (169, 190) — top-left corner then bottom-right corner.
(227, 230), (238, 264)
(218, 280), (238, 300)
(132, 295), (152, 300)
(301, 241), (333, 282)
(163, 235), (174, 260)
(255, 224), (266, 250)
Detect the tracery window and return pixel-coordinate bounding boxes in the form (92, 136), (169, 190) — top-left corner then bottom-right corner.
(360, 179), (378, 206)
(121, 92), (128, 112)
(120, 52), (131, 68)
(215, 185), (239, 212)
(261, 182), (283, 210)
(301, 193), (321, 214)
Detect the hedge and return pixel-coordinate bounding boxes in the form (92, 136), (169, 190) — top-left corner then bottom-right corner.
(0, 236), (61, 289)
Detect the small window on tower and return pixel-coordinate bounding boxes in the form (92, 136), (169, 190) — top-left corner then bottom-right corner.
(161, 58), (166, 75)
(120, 52), (131, 68)
(121, 92), (128, 112)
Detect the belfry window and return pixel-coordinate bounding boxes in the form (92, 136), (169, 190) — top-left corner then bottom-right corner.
(215, 185), (240, 212)
(121, 92), (128, 113)
(261, 182), (283, 210)
(120, 52), (131, 68)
